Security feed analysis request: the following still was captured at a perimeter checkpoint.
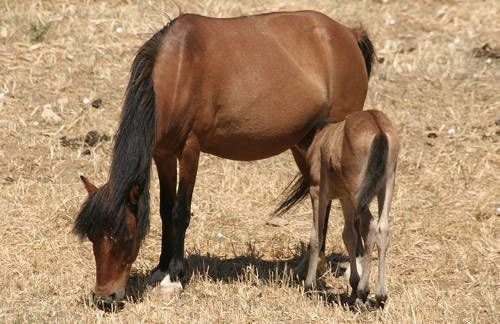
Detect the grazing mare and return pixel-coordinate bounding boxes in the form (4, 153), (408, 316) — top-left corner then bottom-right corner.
(73, 11), (375, 304)
(278, 110), (399, 307)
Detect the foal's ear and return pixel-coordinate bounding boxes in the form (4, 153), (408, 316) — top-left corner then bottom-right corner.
(80, 175), (97, 194)
(128, 184), (140, 206)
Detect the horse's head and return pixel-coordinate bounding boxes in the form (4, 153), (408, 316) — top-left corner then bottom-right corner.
(75, 176), (141, 305)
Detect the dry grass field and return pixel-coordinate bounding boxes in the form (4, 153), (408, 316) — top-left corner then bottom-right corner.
(1, 0), (498, 322)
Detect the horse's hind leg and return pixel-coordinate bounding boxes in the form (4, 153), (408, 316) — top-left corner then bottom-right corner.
(150, 155), (177, 285)
(375, 171), (395, 307)
(161, 134), (200, 293)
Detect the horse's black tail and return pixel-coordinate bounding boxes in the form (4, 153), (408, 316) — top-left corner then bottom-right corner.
(274, 174), (309, 216)
(354, 28), (376, 78)
(356, 133), (388, 214)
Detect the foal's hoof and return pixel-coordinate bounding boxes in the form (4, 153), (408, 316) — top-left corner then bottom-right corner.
(376, 294), (388, 309)
(376, 294), (387, 308)
(354, 298), (369, 311)
(356, 290), (369, 304)
(303, 278), (320, 294)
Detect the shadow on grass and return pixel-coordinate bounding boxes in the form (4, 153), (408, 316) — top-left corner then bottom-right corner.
(81, 245), (363, 312)
(186, 250), (348, 283)
(185, 244), (353, 308)
(126, 270), (151, 303)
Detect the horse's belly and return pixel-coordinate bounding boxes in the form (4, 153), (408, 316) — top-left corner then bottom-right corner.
(200, 101), (324, 160)
(201, 133), (301, 161)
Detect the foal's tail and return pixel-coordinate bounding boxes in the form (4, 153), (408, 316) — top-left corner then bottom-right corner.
(355, 133), (388, 214)
(354, 28), (376, 78)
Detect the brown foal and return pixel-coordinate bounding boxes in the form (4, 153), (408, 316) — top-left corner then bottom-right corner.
(73, 10), (375, 305)
(284, 110), (399, 307)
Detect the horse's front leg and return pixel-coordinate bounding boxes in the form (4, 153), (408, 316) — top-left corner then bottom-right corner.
(158, 134), (200, 293)
(149, 155), (177, 285)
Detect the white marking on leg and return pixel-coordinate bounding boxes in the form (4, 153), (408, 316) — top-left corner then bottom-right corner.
(356, 256), (363, 277)
(160, 274), (183, 294)
(344, 258), (363, 282)
(344, 263), (351, 281)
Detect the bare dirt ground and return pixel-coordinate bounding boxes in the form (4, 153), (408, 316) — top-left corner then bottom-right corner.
(0, 0), (498, 322)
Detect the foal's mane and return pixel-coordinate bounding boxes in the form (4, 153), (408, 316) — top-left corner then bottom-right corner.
(73, 18), (179, 243)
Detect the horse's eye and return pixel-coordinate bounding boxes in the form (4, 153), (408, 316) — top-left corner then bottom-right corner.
(127, 203), (138, 214)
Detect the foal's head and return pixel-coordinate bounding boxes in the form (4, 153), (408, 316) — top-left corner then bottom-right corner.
(74, 176), (142, 305)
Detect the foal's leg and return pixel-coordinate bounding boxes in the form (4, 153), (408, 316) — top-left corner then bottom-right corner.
(290, 147), (310, 276)
(340, 198), (362, 300)
(374, 171), (395, 307)
(304, 161), (330, 290)
(356, 207), (377, 303)
(161, 134), (200, 292)
(149, 155), (177, 285)
(318, 201), (332, 273)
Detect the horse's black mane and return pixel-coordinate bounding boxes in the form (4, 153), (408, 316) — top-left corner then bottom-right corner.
(73, 18), (179, 243)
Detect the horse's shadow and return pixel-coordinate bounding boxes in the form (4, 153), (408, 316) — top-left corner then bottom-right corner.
(185, 249), (352, 306)
(185, 249), (347, 283)
(122, 244), (353, 308)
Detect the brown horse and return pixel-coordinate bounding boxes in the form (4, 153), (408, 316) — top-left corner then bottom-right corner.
(73, 10), (375, 304)
(279, 110), (399, 307)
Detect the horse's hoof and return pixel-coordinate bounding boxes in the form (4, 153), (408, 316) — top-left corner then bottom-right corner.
(149, 268), (167, 285)
(159, 274), (183, 295)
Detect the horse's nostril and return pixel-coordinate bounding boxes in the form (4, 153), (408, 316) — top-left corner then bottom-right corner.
(109, 293), (117, 301)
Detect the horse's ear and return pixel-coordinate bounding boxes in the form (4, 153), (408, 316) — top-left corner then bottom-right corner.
(128, 184), (140, 206)
(80, 175), (97, 194)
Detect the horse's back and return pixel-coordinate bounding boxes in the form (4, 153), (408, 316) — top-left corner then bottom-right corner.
(152, 11), (369, 160)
